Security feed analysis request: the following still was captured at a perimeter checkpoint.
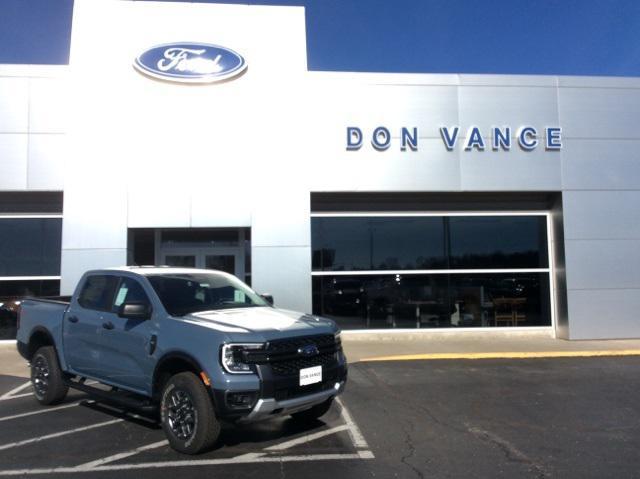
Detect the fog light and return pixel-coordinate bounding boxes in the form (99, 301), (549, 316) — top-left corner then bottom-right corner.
(226, 391), (257, 410)
(334, 382), (341, 390)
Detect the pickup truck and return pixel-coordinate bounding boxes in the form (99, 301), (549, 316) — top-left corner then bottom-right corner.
(16, 267), (347, 454)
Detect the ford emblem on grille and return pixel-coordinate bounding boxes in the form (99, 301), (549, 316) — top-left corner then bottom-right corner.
(298, 344), (320, 357)
(133, 42), (247, 84)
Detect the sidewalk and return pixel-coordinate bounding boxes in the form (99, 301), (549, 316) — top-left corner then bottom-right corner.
(0, 343), (28, 378)
(342, 330), (640, 362)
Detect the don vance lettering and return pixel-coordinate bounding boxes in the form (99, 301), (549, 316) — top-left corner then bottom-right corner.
(346, 126), (562, 152)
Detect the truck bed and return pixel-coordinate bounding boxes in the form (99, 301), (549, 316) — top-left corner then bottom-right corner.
(28, 296), (72, 305)
(16, 298), (71, 354)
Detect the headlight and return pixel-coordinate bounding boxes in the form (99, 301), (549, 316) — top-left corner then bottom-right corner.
(221, 343), (264, 374)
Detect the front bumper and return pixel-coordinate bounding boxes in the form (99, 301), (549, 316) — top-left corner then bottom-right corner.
(213, 360), (348, 422)
(238, 378), (346, 423)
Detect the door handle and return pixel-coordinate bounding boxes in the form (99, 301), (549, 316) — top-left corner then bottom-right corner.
(102, 321), (114, 330)
(67, 316), (79, 323)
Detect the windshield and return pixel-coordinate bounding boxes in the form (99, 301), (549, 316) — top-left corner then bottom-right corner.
(147, 272), (268, 316)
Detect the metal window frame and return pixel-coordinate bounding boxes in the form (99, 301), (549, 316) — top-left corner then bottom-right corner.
(0, 276), (61, 281)
(0, 215), (63, 282)
(0, 215), (63, 342)
(0, 214), (63, 219)
(310, 211), (557, 336)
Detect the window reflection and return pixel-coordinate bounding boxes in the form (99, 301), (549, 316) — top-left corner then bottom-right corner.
(312, 217), (446, 271)
(0, 218), (62, 276)
(0, 280), (61, 339)
(312, 216), (548, 272)
(312, 273), (551, 330)
(449, 216), (548, 269)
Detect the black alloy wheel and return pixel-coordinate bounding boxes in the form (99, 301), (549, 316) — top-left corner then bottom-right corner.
(160, 372), (220, 454)
(166, 388), (196, 441)
(30, 346), (68, 405)
(32, 355), (49, 398)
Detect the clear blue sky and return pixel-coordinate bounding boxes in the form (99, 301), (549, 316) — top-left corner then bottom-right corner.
(2, 0), (639, 76)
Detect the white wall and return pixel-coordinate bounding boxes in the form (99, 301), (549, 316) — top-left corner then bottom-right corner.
(0, 65), (67, 191)
(62, 0), (311, 299)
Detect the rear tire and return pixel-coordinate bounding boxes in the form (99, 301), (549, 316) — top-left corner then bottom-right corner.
(31, 346), (68, 405)
(160, 372), (220, 455)
(290, 397), (334, 422)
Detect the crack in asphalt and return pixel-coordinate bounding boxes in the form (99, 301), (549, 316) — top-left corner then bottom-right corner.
(466, 425), (550, 478)
(355, 363), (552, 479)
(399, 420), (425, 479)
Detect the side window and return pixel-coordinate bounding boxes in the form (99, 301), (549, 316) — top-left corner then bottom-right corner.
(77, 275), (119, 311)
(113, 277), (151, 310)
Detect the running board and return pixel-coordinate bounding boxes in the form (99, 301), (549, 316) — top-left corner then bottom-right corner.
(64, 378), (157, 414)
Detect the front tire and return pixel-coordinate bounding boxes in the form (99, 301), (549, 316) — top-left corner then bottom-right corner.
(31, 346), (68, 405)
(290, 397), (334, 422)
(160, 372), (220, 455)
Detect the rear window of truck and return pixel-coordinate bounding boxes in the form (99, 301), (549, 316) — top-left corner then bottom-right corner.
(77, 275), (119, 311)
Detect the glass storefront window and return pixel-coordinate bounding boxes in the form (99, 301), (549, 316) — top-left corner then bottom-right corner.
(161, 229), (238, 247)
(312, 217), (446, 271)
(311, 214), (552, 330)
(312, 273), (551, 330)
(0, 279), (61, 339)
(449, 216), (548, 269)
(448, 273), (550, 327)
(0, 218), (62, 276)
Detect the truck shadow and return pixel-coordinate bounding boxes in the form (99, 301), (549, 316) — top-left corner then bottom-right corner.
(79, 400), (161, 429)
(80, 399), (333, 449)
(219, 416), (331, 448)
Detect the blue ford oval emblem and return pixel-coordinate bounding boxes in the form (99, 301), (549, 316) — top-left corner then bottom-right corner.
(298, 344), (320, 357)
(134, 42), (247, 84)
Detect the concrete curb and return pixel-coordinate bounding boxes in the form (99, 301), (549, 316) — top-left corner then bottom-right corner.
(360, 350), (640, 362)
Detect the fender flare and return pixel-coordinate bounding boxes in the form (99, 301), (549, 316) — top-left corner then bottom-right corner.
(26, 326), (57, 360)
(151, 351), (214, 402)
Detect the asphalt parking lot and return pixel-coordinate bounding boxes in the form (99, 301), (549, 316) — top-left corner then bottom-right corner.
(1, 356), (640, 478)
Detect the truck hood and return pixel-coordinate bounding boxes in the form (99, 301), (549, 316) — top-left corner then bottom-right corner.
(183, 306), (337, 341)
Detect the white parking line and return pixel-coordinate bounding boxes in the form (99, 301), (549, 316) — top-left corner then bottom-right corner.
(0, 381), (31, 400)
(0, 397), (374, 476)
(0, 402), (82, 423)
(0, 452), (375, 476)
(0, 418), (123, 451)
(75, 440), (169, 470)
(336, 397), (369, 448)
(265, 425), (349, 451)
(0, 392), (35, 402)
(0, 380), (100, 402)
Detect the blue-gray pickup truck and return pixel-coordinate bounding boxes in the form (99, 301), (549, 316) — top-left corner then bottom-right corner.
(16, 267), (347, 454)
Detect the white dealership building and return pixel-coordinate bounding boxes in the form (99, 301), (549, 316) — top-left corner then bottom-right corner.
(0, 0), (639, 340)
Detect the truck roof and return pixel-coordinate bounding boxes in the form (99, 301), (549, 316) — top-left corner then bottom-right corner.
(102, 266), (232, 276)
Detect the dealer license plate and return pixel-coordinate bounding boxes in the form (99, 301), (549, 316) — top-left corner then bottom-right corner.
(299, 365), (322, 386)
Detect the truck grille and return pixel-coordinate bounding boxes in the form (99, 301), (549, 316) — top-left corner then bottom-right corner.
(265, 334), (340, 377)
(271, 352), (336, 376)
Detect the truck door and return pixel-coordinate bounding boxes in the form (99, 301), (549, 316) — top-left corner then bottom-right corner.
(98, 276), (156, 394)
(63, 274), (119, 379)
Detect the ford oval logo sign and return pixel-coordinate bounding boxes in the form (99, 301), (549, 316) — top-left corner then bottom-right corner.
(134, 42), (247, 84)
(298, 344), (320, 357)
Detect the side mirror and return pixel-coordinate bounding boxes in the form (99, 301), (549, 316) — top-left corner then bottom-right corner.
(260, 294), (274, 306)
(118, 301), (152, 320)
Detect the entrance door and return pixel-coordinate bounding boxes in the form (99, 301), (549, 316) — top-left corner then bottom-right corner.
(161, 247), (244, 280)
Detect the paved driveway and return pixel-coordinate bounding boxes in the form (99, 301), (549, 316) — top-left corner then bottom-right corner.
(1, 357), (640, 478)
